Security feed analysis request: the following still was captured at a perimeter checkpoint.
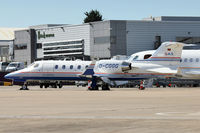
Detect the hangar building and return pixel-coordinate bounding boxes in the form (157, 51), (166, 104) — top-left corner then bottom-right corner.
(0, 28), (24, 61)
(14, 16), (200, 65)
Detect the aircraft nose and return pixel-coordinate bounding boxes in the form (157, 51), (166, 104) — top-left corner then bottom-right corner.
(4, 73), (14, 79)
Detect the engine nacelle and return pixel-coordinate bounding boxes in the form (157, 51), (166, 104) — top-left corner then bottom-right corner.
(121, 61), (132, 72)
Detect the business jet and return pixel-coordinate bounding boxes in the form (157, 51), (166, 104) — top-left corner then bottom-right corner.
(93, 42), (185, 88)
(4, 42), (187, 90)
(128, 44), (200, 79)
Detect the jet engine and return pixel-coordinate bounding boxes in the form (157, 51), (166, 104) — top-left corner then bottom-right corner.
(121, 61), (132, 72)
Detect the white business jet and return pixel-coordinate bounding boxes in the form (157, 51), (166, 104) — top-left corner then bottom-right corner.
(4, 42), (185, 90)
(129, 47), (200, 79)
(93, 42), (185, 88)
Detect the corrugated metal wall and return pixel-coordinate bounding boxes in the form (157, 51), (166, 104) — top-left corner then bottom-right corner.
(126, 21), (200, 55)
(90, 21), (111, 58)
(14, 30), (31, 65)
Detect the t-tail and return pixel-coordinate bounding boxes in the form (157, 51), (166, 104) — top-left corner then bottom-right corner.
(148, 42), (185, 65)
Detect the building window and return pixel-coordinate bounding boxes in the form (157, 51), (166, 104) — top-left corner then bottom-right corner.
(110, 36), (116, 44)
(94, 36), (110, 44)
(36, 43), (42, 49)
(55, 65), (58, 69)
(42, 40), (84, 59)
(15, 43), (27, 50)
(70, 65), (73, 69)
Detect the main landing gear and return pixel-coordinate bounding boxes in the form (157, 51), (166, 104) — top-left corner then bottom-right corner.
(39, 82), (63, 89)
(88, 77), (110, 91)
(102, 84), (110, 91)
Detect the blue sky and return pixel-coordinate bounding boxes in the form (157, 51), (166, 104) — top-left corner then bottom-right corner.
(1, 0), (200, 27)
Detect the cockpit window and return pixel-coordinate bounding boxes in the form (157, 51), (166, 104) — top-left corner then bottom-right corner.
(33, 63), (39, 68)
(144, 54), (152, 59)
(133, 55), (139, 60)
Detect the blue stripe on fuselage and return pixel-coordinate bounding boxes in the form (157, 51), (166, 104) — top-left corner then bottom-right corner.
(10, 76), (146, 82)
(10, 76), (89, 82)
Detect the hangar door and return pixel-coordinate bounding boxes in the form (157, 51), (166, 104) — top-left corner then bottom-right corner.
(176, 37), (200, 49)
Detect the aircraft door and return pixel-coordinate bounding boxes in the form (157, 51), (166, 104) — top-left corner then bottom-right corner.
(43, 63), (54, 72)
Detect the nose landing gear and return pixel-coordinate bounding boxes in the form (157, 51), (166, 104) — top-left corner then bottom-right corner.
(20, 83), (29, 90)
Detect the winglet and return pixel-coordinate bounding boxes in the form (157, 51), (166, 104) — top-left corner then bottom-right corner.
(82, 60), (96, 75)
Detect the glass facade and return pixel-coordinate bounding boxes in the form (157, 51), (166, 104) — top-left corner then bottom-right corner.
(43, 40), (84, 58)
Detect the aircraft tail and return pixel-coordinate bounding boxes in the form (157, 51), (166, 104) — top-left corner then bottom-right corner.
(82, 60), (96, 75)
(149, 42), (185, 63)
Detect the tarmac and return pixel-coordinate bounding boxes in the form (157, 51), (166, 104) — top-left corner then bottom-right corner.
(0, 86), (200, 133)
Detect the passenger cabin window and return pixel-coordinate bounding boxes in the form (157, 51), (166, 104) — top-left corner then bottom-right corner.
(70, 65), (73, 69)
(55, 65), (58, 69)
(133, 55), (139, 60)
(144, 54), (152, 59)
(184, 58), (188, 62)
(34, 63), (39, 68)
(190, 58), (193, 62)
(62, 65), (66, 69)
(196, 58), (199, 62)
(77, 65), (81, 69)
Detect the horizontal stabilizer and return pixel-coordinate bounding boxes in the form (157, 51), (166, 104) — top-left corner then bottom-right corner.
(131, 62), (178, 74)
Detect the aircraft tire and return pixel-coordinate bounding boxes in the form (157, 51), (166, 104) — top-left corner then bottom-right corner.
(58, 84), (63, 88)
(88, 86), (99, 91)
(53, 84), (57, 88)
(20, 85), (29, 90)
(94, 86), (99, 90)
(40, 84), (43, 88)
(102, 85), (110, 91)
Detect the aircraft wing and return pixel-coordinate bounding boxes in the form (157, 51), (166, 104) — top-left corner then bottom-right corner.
(82, 60), (96, 75)
(184, 71), (200, 75)
(145, 67), (178, 74)
(131, 62), (178, 74)
(100, 77), (128, 86)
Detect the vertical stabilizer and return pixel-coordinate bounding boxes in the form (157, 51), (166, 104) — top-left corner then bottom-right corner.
(149, 42), (184, 63)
